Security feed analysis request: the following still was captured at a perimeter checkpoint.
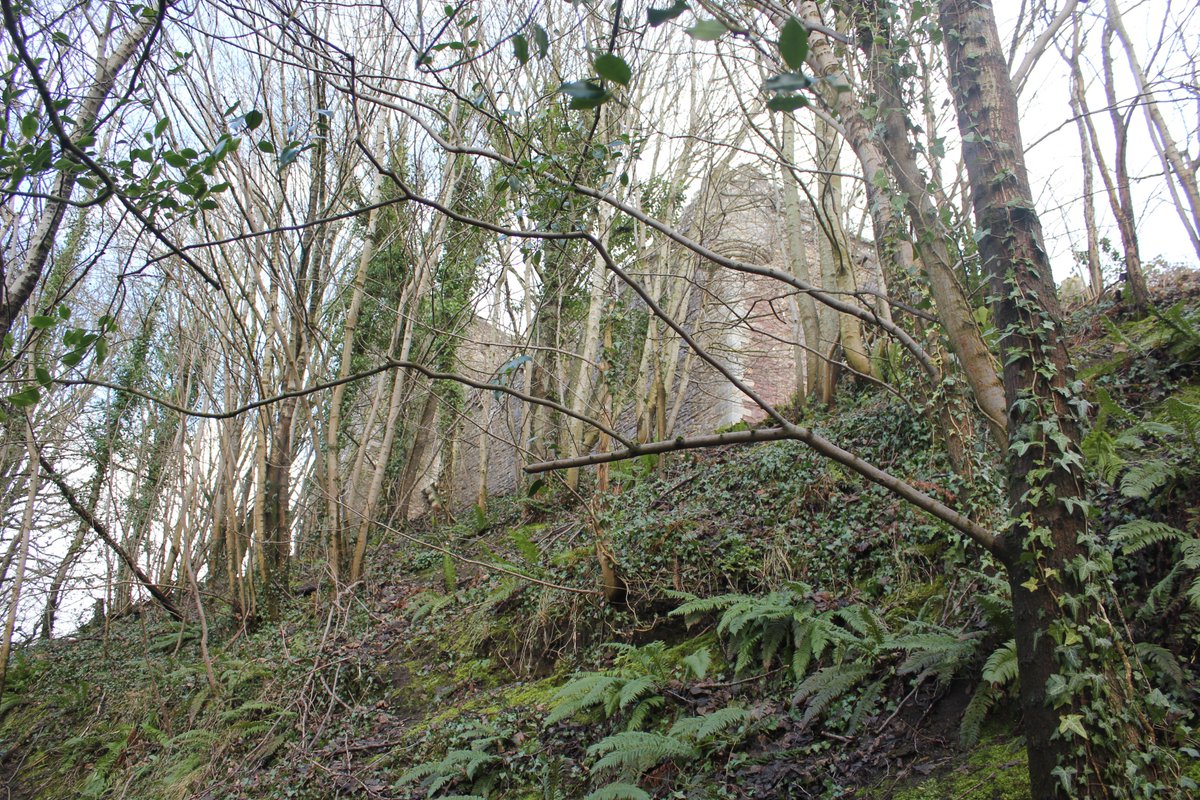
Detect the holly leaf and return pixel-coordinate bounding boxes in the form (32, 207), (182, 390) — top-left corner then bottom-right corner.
(767, 95), (808, 112)
(512, 33), (529, 64)
(594, 53), (632, 86)
(558, 80), (609, 110)
(532, 24), (549, 58)
(764, 73), (812, 93)
(778, 17), (809, 70)
(686, 19), (727, 41)
(647, 1), (688, 27)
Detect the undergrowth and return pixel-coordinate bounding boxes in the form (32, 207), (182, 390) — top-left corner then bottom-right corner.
(2, 297), (1199, 798)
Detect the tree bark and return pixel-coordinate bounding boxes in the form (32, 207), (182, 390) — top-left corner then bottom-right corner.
(940, 1), (1156, 795)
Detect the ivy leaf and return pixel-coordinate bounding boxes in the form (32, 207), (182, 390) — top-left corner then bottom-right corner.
(647, 1), (688, 27)
(778, 17), (809, 70)
(512, 33), (529, 65)
(593, 53), (632, 86)
(558, 80), (609, 110)
(686, 19), (727, 41)
(1058, 714), (1088, 740)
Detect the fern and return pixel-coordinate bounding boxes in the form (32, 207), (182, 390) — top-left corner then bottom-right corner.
(1119, 460), (1175, 499)
(545, 673), (624, 726)
(583, 783), (652, 800)
(960, 639), (1020, 746)
(668, 705), (751, 744)
(623, 696), (665, 734)
(793, 662), (871, 727)
(681, 647), (711, 680)
(982, 639), (1019, 686)
(1134, 642), (1185, 690)
(674, 584), (876, 684)
(890, 631), (982, 685)
(960, 682), (999, 747)
(1111, 519), (1187, 553)
(587, 731), (698, 776)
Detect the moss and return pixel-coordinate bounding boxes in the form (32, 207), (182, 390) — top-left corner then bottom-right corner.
(864, 736), (1028, 800)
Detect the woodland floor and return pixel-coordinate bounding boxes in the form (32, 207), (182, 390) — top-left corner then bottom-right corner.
(2, 272), (1199, 799)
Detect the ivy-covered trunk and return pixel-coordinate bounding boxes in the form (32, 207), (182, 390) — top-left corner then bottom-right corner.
(939, 0), (1158, 796)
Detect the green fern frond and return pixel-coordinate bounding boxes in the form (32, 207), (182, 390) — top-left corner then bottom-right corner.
(168, 729), (220, 749)
(1119, 460), (1174, 500)
(982, 640), (1018, 687)
(960, 683), (999, 747)
(890, 632), (980, 683)
(616, 676), (657, 713)
(1134, 642), (1185, 690)
(1111, 519), (1187, 554)
(681, 647), (711, 680)
(846, 678), (886, 735)
(624, 695), (664, 732)
(794, 662), (871, 727)
(836, 604), (888, 644)
(670, 593), (742, 626)
(587, 731), (697, 776)
(1181, 538), (1200, 568)
(689, 706), (751, 742)
(584, 782), (652, 800)
(545, 673), (622, 725)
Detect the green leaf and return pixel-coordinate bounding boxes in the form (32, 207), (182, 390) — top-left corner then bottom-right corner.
(257, 139), (276, 154)
(243, 110), (263, 131)
(20, 114), (37, 139)
(29, 315), (57, 329)
(7, 386), (40, 408)
(154, 117), (170, 137)
(62, 349), (84, 367)
(778, 17), (809, 70)
(764, 73), (812, 93)
(594, 53), (632, 86)
(94, 337), (108, 364)
(57, 304), (70, 320)
(767, 95), (808, 112)
(35, 367), (52, 388)
(1058, 714), (1088, 740)
(164, 151), (188, 168)
(647, 1), (688, 27)
(686, 19), (727, 41)
(558, 80), (609, 110)
(532, 24), (549, 58)
(512, 34), (529, 64)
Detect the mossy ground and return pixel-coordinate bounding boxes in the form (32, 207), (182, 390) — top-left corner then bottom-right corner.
(3, 288), (1199, 798)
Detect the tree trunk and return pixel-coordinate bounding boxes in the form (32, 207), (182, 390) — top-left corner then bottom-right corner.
(0, 10), (160, 341)
(780, 114), (822, 401)
(1103, 0), (1200, 262)
(940, 1), (1158, 795)
(1099, 22), (1150, 316)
